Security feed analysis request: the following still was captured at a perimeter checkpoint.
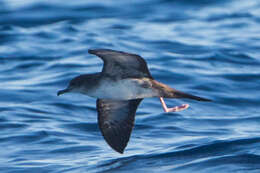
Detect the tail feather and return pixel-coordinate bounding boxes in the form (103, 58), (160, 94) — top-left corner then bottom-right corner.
(173, 90), (211, 102)
(150, 80), (211, 101)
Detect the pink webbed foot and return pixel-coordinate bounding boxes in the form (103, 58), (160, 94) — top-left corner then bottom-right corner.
(159, 97), (189, 113)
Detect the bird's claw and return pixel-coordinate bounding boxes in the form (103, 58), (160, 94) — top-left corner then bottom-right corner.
(164, 104), (189, 112)
(159, 97), (189, 113)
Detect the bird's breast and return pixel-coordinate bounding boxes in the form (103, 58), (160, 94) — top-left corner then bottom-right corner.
(86, 78), (157, 100)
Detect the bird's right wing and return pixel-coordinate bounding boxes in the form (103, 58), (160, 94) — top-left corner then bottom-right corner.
(96, 98), (142, 154)
(89, 49), (152, 79)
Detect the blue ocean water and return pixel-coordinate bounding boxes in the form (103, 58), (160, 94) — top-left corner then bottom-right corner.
(1, 0), (260, 172)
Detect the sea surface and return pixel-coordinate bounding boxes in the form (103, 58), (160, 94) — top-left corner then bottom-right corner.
(1, 0), (260, 172)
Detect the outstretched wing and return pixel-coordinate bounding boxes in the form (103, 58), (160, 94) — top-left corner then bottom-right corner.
(89, 49), (152, 79)
(96, 99), (142, 153)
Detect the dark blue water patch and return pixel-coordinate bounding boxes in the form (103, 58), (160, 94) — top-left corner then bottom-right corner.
(61, 122), (100, 133)
(0, 167), (55, 173)
(219, 49), (259, 64)
(0, 123), (27, 131)
(173, 154), (260, 173)
(0, 24), (15, 32)
(161, 0), (230, 6)
(48, 61), (90, 71)
(0, 3), (154, 27)
(207, 12), (253, 22)
(220, 22), (249, 30)
(151, 69), (194, 85)
(33, 31), (60, 40)
(110, 24), (132, 30)
(0, 4), (86, 27)
(182, 50), (259, 67)
(0, 32), (18, 44)
(49, 145), (99, 154)
(0, 130), (49, 144)
(38, 137), (76, 145)
(95, 155), (141, 173)
(145, 40), (211, 54)
(0, 115), (9, 123)
(52, 102), (96, 114)
(222, 73), (260, 82)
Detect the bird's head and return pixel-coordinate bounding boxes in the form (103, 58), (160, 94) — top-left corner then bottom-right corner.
(57, 74), (100, 96)
(57, 75), (85, 96)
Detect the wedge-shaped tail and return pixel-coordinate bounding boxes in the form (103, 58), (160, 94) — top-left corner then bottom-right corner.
(151, 80), (211, 101)
(171, 89), (211, 101)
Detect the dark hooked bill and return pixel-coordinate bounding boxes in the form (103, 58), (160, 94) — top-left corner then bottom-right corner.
(57, 88), (71, 96)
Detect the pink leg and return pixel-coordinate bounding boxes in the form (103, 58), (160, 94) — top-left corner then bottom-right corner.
(159, 97), (189, 113)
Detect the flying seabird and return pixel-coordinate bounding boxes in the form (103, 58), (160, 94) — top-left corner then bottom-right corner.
(57, 49), (211, 153)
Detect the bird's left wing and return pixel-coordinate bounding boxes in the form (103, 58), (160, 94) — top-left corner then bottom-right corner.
(96, 98), (142, 153)
(89, 49), (152, 79)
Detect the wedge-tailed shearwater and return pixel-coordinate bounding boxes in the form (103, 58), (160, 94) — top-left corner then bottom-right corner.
(57, 49), (211, 153)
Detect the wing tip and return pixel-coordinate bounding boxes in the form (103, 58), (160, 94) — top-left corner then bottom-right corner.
(88, 48), (139, 57)
(88, 48), (114, 56)
(88, 49), (97, 54)
(113, 147), (125, 154)
(104, 138), (126, 154)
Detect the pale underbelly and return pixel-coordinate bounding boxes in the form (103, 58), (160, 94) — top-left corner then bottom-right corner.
(84, 79), (158, 100)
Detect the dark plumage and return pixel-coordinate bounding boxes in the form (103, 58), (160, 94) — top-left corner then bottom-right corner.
(58, 49), (211, 153)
